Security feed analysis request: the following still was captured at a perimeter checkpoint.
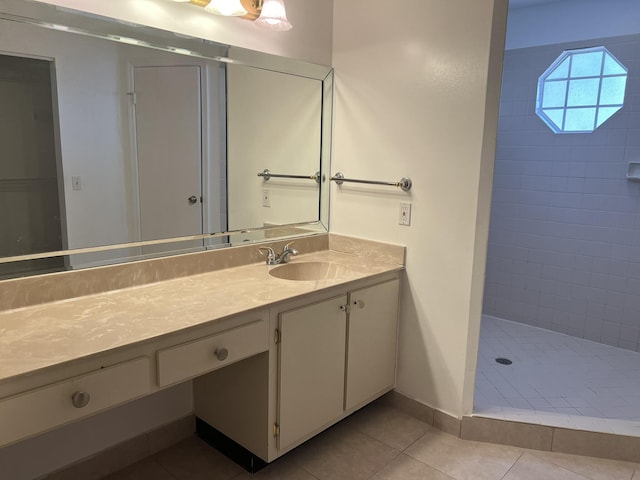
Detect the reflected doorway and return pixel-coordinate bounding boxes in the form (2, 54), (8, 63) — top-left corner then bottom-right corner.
(0, 53), (65, 279)
(133, 65), (204, 255)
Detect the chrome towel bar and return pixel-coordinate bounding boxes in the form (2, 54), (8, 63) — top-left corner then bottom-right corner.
(258, 169), (321, 184)
(330, 172), (412, 191)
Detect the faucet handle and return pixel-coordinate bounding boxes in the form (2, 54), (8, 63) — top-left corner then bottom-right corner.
(258, 246), (276, 262)
(279, 242), (299, 264)
(283, 242), (298, 254)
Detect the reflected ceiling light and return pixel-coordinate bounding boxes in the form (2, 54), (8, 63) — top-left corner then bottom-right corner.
(255, 0), (291, 31)
(204, 0), (247, 16)
(166, 0), (292, 31)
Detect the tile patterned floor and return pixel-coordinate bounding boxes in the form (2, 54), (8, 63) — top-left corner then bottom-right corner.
(106, 400), (640, 480)
(475, 315), (640, 436)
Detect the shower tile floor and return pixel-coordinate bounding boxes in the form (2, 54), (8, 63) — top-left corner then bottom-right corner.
(474, 315), (640, 437)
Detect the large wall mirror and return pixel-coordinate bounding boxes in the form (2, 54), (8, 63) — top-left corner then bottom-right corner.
(0, 0), (332, 279)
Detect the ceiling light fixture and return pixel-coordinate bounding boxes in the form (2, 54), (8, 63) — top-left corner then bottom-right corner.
(204, 0), (247, 16)
(255, 0), (291, 31)
(167, 0), (292, 30)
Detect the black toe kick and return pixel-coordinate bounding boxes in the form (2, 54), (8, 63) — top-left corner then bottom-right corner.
(196, 417), (268, 474)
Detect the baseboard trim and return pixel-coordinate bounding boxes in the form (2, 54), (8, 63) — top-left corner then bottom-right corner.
(385, 391), (640, 463)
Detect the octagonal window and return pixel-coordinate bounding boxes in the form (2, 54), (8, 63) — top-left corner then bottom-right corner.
(536, 46), (627, 133)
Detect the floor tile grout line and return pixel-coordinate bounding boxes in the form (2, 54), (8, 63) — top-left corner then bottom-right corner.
(348, 405), (432, 454)
(150, 455), (177, 480)
(368, 444), (404, 480)
(533, 451), (605, 480)
(499, 450), (526, 480)
(399, 430), (466, 480)
(343, 413), (456, 480)
(400, 448), (459, 480)
(341, 420), (405, 480)
(400, 426), (434, 454)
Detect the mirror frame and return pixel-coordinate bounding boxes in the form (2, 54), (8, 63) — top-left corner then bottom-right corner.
(0, 0), (333, 270)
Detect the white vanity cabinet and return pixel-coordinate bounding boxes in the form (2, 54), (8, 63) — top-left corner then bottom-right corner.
(0, 357), (150, 447)
(0, 309), (269, 449)
(276, 278), (400, 453)
(193, 275), (400, 464)
(156, 317), (268, 387)
(345, 279), (400, 411)
(0, 242), (404, 475)
(277, 294), (348, 451)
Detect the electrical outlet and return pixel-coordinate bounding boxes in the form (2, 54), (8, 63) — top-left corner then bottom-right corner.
(399, 202), (411, 226)
(263, 189), (271, 207)
(72, 176), (82, 191)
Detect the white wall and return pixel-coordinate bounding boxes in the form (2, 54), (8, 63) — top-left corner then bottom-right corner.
(332, 0), (508, 417)
(507, 0), (640, 50)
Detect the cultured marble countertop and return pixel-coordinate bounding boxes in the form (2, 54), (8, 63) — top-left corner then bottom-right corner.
(0, 250), (402, 386)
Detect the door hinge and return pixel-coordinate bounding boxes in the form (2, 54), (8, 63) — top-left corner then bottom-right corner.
(274, 328), (281, 344)
(128, 92), (137, 105)
(273, 423), (280, 437)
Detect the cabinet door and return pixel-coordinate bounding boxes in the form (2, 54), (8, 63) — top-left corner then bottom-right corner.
(278, 295), (347, 451)
(345, 279), (399, 411)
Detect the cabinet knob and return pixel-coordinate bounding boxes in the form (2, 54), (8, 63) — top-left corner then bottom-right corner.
(188, 195), (198, 205)
(214, 348), (229, 361)
(353, 300), (365, 309)
(71, 391), (91, 409)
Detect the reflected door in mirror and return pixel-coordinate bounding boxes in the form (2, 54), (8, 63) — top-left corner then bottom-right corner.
(133, 65), (204, 255)
(0, 53), (64, 278)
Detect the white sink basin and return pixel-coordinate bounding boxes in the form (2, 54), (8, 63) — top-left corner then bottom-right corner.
(269, 261), (351, 281)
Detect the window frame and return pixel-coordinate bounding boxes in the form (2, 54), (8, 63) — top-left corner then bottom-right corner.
(535, 46), (628, 134)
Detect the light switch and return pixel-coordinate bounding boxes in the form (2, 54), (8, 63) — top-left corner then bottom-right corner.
(72, 176), (82, 191)
(263, 189), (271, 207)
(399, 202), (411, 226)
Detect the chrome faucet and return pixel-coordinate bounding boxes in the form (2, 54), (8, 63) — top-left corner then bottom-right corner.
(259, 242), (299, 265)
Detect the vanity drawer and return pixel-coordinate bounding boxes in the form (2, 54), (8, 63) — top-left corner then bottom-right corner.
(0, 357), (150, 447)
(157, 318), (269, 387)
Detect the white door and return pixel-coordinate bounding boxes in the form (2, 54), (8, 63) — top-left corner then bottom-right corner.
(133, 65), (203, 254)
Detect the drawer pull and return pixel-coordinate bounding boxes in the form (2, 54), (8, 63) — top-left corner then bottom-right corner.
(214, 348), (229, 361)
(353, 300), (365, 309)
(71, 391), (91, 409)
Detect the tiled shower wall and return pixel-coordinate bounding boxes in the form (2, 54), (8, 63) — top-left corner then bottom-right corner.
(483, 34), (640, 352)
